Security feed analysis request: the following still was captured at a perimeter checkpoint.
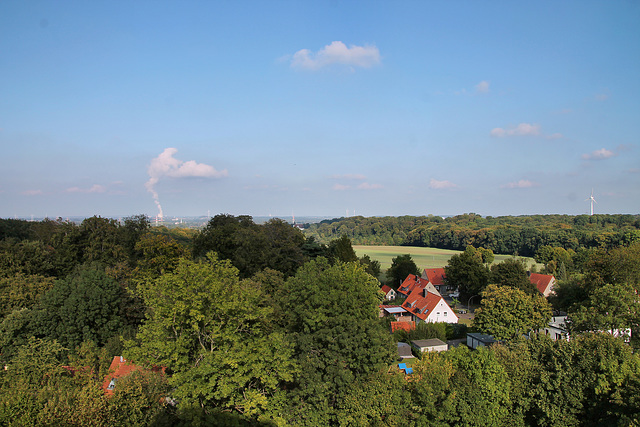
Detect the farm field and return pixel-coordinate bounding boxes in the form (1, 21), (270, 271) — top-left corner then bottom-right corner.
(353, 245), (539, 271)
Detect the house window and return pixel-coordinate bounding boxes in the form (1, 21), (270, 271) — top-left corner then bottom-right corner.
(444, 312), (447, 316)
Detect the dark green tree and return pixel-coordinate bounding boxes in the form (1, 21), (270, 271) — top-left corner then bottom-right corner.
(385, 254), (420, 287)
(444, 245), (490, 301)
(359, 254), (381, 278)
(327, 235), (358, 264)
(281, 258), (394, 423)
(490, 258), (537, 294)
(38, 263), (127, 349)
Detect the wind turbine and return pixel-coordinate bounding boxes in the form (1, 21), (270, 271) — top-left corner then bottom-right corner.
(586, 189), (597, 216)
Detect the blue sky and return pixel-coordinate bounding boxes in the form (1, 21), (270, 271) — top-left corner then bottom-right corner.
(1, 1), (639, 219)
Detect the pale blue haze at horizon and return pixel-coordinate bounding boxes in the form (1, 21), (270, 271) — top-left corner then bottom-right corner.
(1, 1), (638, 218)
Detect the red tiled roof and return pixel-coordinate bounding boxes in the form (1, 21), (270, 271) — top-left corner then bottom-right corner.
(391, 321), (415, 332)
(398, 274), (429, 296)
(529, 273), (555, 295)
(381, 285), (393, 294)
(401, 289), (443, 321)
(102, 356), (165, 395)
(423, 268), (446, 286)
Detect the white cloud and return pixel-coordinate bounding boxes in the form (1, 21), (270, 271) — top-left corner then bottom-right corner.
(22, 189), (43, 196)
(429, 179), (458, 190)
(581, 148), (615, 160)
(490, 123), (541, 138)
(291, 41), (381, 70)
(357, 182), (383, 190)
(333, 184), (350, 191)
(475, 80), (490, 93)
(501, 180), (537, 189)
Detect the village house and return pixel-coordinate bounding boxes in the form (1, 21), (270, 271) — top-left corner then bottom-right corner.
(421, 268), (452, 295)
(529, 272), (556, 297)
(398, 275), (458, 324)
(379, 284), (397, 301)
(541, 315), (570, 341)
(379, 304), (413, 322)
(102, 356), (165, 395)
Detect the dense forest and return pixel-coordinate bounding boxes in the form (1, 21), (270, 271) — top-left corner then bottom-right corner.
(0, 214), (639, 426)
(305, 213), (640, 256)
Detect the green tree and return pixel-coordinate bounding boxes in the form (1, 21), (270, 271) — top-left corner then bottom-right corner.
(490, 258), (537, 294)
(358, 254), (381, 278)
(440, 346), (513, 426)
(336, 372), (410, 427)
(108, 370), (173, 427)
(569, 282), (638, 339)
(78, 216), (127, 266)
(282, 258), (394, 423)
(38, 263), (127, 349)
(474, 284), (552, 342)
(0, 273), (54, 317)
(327, 235), (358, 264)
(444, 245), (490, 301)
(385, 254), (420, 287)
(478, 247), (495, 265)
(125, 254), (297, 421)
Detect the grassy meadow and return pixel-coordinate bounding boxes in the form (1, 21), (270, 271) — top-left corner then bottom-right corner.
(353, 245), (539, 271)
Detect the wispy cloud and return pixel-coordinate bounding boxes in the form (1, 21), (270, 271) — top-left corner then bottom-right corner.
(66, 184), (107, 194)
(581, 148), (615, 160)
(333, 184), (350, 191)
(490, 123), (541, 138)
(429, 179), (458, 190)
(22, 189), (43, 196)
(501, 180), (537, 189)
(475, 80), (490, 93)
(594, 90), (610, 101)
(357, 182), (383, 190)
(330, 173), (366, 180)
(291, 41), (381, 71)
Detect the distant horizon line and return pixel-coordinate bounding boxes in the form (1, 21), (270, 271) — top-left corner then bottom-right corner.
(3, 212), (638, 223)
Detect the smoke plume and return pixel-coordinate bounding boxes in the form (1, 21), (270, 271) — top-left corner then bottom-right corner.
(145, 148), (228, 218)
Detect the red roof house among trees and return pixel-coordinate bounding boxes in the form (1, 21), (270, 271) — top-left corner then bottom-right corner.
(380, 284), (397, 300)
(529, 273), (556, 297)
(422, 268), (451, 294)
(102, 356), (165, 395)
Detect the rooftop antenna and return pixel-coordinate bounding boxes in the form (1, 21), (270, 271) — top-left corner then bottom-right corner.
(585, 189), (597, 215)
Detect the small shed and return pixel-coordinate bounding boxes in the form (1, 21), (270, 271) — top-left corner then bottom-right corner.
(411, 338), (448, 353)
(466, 333), (497, 349)
(397, 342), (414, 359)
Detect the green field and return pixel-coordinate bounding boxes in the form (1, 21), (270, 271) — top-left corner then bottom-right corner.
(353, 245), (539, 271)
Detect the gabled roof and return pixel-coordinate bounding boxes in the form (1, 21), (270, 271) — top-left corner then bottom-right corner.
(422, 268), (446, 286)
(102, 356), (165, 395)
(381, 285), (394, 294)
(397, 274), (423, 296)
(401, 289), (443, 321)
(529, 273), (555, 295)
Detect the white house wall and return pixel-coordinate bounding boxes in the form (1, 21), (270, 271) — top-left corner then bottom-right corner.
(414, 300), (458, 324)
